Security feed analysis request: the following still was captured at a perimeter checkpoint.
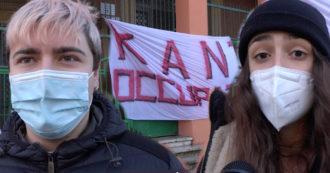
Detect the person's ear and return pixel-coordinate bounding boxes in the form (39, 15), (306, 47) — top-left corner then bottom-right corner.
(93, 62), (101, 90)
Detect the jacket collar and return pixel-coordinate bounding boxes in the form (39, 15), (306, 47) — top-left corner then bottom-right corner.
(0, 92), (127, 161)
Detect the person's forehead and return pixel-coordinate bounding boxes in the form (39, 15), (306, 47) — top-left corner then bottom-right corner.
(248, 31), (311, 47)
(10, 28), (87, 50)
(251, 31), (294, 41)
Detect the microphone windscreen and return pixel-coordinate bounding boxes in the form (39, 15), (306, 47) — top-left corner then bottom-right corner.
(221, 160), (256, 173)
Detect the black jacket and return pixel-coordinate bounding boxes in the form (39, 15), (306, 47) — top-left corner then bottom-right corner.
(0, 92), (184, 173)
(196, 89), (227, 173)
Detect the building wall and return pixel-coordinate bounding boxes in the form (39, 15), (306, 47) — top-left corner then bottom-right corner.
(175, 0), (210, 146)
(208, 0), (257, 39)
(0, 0), (258, 141)
(258, 0), (266, 5)
(175, 0), (258, 145)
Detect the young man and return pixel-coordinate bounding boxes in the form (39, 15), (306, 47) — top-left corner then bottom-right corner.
(0, 0), (184, 172)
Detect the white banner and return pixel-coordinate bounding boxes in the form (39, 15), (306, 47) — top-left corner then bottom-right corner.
(106, 19), (240, 120)
(301, 0), (330, 34)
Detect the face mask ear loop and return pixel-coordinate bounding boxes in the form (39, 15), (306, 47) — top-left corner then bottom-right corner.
(88, 71), (95, 79)
(88, 71), (95, 106)
(89, 96), (94, 106)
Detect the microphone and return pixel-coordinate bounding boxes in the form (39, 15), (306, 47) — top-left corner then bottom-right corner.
(221, 160), (256, 173)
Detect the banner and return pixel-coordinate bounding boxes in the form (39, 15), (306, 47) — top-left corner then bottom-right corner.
(302, 0), (330, 33)
(107, 19), (240, 120)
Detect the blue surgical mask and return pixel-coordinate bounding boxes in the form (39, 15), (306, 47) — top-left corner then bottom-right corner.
(10, 70), (94, 139)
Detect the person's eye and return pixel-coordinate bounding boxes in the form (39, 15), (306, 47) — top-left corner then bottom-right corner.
(17, 57), (35, 64)
(254, 52), (270, 61)
(291, 50), (307, 59)
(61, 55), (78, 62)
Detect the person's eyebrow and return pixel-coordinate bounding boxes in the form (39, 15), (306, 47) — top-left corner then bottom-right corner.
(249, 34), (272, 46)
(53, 46), (86, 56)
(12, 48), (40, 59)
(284, 33), (298, 40)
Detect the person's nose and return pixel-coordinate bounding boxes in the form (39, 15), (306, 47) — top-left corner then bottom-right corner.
(272, 48), (285, 67)
(39, 55), (54, 70)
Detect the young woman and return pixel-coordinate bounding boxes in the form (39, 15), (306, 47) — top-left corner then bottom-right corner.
(201, 0), (330, 172)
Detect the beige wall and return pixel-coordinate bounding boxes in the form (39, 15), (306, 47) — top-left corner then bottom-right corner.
(258, 0), (266, 5)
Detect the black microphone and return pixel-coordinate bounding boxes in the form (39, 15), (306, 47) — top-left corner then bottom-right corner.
(221, 160), (256, 173)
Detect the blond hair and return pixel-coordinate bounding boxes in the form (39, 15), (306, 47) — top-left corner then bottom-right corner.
(6, 0), (101, 70)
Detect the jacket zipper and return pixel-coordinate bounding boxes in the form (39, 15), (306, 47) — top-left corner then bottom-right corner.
(48, 152), (55, 173)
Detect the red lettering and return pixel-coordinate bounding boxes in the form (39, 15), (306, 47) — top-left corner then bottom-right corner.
(136, 71), (157, 102)
(200, 41), (229, 79)
(162, 40), (190, 79)
(113, 69), (135, 101)
(192, 87), (210, 105)
(176, 85), (196, 106)
(109, 23), (147, 64)
(157, 75), (178, 104)
(227, 40), (233, 47)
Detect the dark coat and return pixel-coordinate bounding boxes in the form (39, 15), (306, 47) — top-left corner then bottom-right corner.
(0, 92), (184, 173)
(196, 89), (227, 173)
(196, 89), (320, 173)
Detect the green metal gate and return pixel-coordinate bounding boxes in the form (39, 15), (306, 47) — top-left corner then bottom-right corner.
(0, 66), (9, 127)
(0, 26), (10, 127)
(207, 0), (257, 46)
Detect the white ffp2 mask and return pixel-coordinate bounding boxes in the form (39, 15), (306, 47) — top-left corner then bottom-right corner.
(250, 66), (314, 131)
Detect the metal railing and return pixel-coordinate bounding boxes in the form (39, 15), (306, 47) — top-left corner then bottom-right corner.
(89, 0), (176, 31)
(0, 26), (9, 126)
(207, 0), (257, 46)
(0, 66), (9, 126)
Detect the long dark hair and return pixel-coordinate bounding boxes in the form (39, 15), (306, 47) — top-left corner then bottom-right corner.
(224, 48), (330, 172)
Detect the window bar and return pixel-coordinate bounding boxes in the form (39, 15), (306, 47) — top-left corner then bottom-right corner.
(220, 8), (223, 35)
(112, 0), (115, 19)
(156, 0), (159, 29)
(150, 0), (153, 28)
(146, 0), (148, 26)
(160, 0), (163, 29)
(167, 0), (170, 30)
(123, 0), (126, 22)
(165, 0), (168, 30)
(207, 3), (249, 14)
(144, 0), (146, 26)
(2, 76), (6, 123)
(164, 0), (167, 30)
(171, 0), (175, 31)
(129, 0), (132, 23)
